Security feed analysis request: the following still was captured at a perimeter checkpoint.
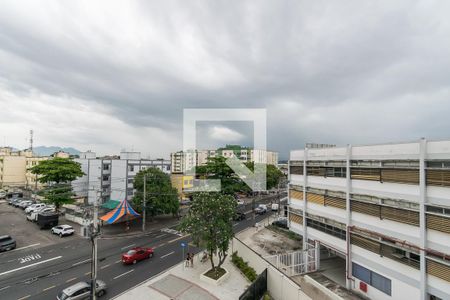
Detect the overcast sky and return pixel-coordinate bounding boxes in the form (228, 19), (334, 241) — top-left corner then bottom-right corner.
(1, 0), (450, 159)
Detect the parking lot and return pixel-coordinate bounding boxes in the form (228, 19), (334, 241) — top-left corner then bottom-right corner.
(0, 200), (81, 251)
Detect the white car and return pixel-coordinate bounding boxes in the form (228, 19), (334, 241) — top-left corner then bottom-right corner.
(18, 200), (33, 209)
(51, 225), (75, 237)
(25, 203), (46, 214)
(28, 207), (55, 222)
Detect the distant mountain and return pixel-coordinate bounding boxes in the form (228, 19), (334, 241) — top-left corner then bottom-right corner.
(33, 146), (80, 156)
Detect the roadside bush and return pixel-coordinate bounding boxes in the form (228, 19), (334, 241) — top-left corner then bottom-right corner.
(231, 251), (257, 282)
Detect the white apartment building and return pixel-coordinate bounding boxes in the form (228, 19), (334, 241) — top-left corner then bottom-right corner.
(73, 151), (171, 204)
(288, 139), (450, 300)
(170, 147), (278, 174)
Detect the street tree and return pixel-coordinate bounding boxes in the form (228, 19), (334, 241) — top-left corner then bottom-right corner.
(30, 158), (84, 211)
(195, 157), (285, 195)
(132, 167), (179, 218)
(179, 192), (237, 276)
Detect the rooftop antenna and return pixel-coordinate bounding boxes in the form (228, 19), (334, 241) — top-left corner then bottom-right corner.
(29, 129), (34, 152)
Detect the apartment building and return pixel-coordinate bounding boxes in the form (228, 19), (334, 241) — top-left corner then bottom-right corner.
(0, 147), (48, 189)
(288, 139), (450, 300)
(73, 151), (171, 204)
(170, 145), (278, 174)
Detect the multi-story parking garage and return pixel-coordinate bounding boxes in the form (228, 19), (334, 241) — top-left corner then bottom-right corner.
(288, 139), (450, 300)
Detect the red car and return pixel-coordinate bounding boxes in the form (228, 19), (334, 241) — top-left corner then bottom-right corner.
(122, 247), (154, 264)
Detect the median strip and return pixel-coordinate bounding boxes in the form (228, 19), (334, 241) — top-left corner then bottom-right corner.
(0, 256), (62, 277)
(113, 269), (134, 280)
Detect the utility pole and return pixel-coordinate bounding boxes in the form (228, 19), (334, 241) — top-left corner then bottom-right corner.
(142, 174), (146, 232)
(90, 191), (100, 300)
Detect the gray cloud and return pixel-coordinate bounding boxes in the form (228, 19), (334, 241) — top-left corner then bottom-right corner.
(1, 0), (450, 159)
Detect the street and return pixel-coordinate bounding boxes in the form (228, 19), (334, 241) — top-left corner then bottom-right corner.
(0, 202), (279, 300)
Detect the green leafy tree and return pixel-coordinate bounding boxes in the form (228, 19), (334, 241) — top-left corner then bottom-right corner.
(30, 158), (84, 211)
(195, 157), (284, 195)
(179, 192), (237, 275)
(132, 167), (179, 218)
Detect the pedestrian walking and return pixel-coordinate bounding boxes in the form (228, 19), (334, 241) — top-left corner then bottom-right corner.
(189, 252), (194, 267)
(185, 253), (190, 267)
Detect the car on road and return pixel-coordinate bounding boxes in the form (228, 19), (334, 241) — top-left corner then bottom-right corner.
(233, 211), (246, 221)
(0, 235), (16, 252)
(51, 225), (74, 237)
(57, 280), (107, 299)
(271, 203), (279, 211)
(255, 204), (268, 215)
(25, 203), (46, 213)
(122, 247), (154, 264)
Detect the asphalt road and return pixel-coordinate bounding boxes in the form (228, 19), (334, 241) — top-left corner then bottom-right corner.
(0, 201), (281, 300)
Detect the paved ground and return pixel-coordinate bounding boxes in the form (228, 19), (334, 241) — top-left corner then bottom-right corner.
(115, 251), (249, 300)
(0, 203), (274, 300)
(0, 202), (81, 250)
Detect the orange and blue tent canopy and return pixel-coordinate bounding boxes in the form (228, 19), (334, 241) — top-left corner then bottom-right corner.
(100, 199), (140, 224)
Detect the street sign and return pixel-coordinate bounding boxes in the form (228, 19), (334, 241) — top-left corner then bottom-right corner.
(181, 242), (186, 248)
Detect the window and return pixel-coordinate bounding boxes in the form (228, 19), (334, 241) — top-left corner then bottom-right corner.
(352, 263), (391, 296)
(102, 175), (109, 181)
(103, 164), (110, 170)
(128, 165), (135, 172)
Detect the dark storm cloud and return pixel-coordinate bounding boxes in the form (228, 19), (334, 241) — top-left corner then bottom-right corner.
(1, 0), (450, 158)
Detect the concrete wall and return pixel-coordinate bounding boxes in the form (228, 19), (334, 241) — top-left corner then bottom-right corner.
(232, 237), (312, 300)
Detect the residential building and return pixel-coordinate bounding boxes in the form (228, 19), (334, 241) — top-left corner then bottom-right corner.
(288, 139), (450, 300)
(170, 145), (278, 174)
(73, 151), (171, 204)
(52, 150), (70, 158)
(170, 174), (194, 200)
(0, 147), (47, 190)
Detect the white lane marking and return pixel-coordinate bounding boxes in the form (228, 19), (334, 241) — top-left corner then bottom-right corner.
(8, 243), (40, 252)
(72, 258), (91, 266)
(160, 251), (175, 259)
(43, 285), (55, 291)
(155, 234), (166, 239)
(0, 256), (62, 277)
(19, 253), (41, 264)
(85, 271), (91, 276)
(66, 277), (77, 283)
(121, 244), (136, 250)
(17, 295), (31, 300)
(113, 269), (134, 280)
(0, 285), (10, 292)
(233, 223), (239, 227)
(115, 259), (122, 264)
(100, 264), (110, 269)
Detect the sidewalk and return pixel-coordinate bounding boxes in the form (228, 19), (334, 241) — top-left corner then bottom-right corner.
(114, 252), (249, 300)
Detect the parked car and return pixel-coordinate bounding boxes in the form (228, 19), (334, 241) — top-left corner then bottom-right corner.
(18, 200), (34, 209)
(233, 211), (246, 221)
(122, 247), (154, 264)
(37, 212), (59, 229)
(9, 198), (21, 206)
(0, 190), (6, 199)
(6, 192), (23, 199)
(28, 207), (55, 222)
(271, 203), (279, 211)
(255, 204), (267, 215)
(51, 225), (75, 237)
(272, 218), (288, 229)
(11, 199), (25, 207)
(180, 199), (191, 206)
(25, 203), (46, 214)
(0, 235), (16, 252)
(57, 280), (107, 299)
